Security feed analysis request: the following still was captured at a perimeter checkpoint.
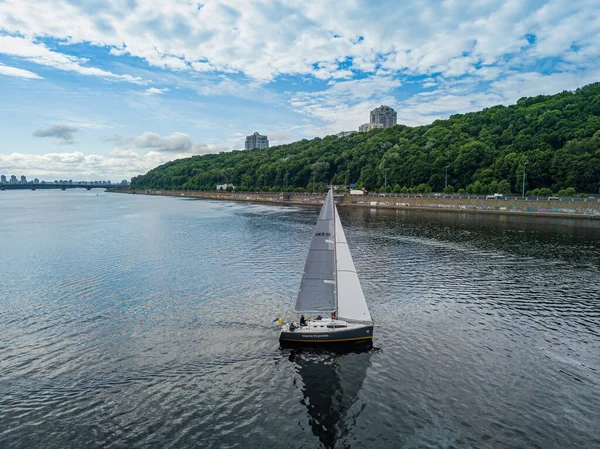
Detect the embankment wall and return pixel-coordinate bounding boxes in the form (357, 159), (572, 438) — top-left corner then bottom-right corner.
(111, 190), (600, 219)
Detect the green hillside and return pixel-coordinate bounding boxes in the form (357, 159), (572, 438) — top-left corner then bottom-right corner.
(131, 83), (600, 194)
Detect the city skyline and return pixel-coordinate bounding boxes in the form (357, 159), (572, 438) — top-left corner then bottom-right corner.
(1, 1), (599, 180)
(0, 173), (128, 185)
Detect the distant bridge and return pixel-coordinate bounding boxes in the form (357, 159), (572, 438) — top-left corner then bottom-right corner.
(0, 184), (118, 191)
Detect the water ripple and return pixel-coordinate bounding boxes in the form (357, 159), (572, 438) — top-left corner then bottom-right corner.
(0, 191), (599, 448)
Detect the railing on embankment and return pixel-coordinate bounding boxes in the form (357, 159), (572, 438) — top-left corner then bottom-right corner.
(342, 195), (600, 218)
(111, 190), (600, 219)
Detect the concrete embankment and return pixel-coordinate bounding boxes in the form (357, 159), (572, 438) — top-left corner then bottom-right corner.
(111, 189), (600, 219)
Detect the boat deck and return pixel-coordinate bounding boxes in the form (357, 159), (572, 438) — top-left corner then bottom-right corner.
(283, 318), (352, 332)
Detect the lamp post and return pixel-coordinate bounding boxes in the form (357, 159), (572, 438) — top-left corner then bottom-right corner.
(445, 166), (450, 188)
(522, 161), (528, 198)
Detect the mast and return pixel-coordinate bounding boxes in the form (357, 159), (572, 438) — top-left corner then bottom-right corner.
(332, 188), (338, 316)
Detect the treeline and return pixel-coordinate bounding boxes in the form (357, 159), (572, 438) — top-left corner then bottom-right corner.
(131, 83), (600, 194)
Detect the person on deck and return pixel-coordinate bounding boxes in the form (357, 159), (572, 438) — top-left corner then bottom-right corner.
(300, 315), (307, 326)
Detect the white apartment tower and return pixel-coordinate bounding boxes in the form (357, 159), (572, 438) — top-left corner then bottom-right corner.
(245, 132), (269, 150)
(370, 105), (397, 128)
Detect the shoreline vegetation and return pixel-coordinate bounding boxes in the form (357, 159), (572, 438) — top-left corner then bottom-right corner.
(130, 83), (600, 197)
(112, 189), (600, 220)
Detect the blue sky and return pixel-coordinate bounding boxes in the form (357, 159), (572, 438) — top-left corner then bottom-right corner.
(1, 0), (599, 182)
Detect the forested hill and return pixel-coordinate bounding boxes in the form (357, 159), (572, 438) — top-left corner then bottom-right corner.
(131, 82), (600, 194)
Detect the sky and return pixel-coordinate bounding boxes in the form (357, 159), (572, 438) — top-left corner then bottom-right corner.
(1, 0), (599, 182)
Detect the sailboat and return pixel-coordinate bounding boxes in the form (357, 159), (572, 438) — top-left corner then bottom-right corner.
(279, 188), (374, 345)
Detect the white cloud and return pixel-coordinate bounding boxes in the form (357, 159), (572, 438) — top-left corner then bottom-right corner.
(0, 35), (145, 83)
(108, 131), (229, 171)
(134, 132), (196, 153)
(0, 0), (599, 162)
(0, 130), (231, 181)
(129, 131), (229, 155)
(1, 0), (597, 83)
(490, 69), (600, 102)
(52, 117), (115, 130)
(143, 87), (169, 95)
(0, 63), (42, 79)
(0, 151), (108, 180)
(290, 76), (402, 131)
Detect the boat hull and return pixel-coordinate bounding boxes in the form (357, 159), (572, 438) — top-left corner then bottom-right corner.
(279, 324), (373, 345)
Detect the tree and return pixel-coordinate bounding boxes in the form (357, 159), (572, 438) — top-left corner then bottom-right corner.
(311, 161), (330, 185)
(358, 166), (378, 190)
(557, 187), (576, 196)
(415, 183), (432, 193)
(488, 180), (499, 194)
(130, 83), (600, 194)
(467, 180), (485, 194)
(497, 180), (511, 194)
(444, 185), (454, 194)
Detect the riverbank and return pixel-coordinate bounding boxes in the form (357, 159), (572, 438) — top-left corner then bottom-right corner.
(111, 189), (600, 219)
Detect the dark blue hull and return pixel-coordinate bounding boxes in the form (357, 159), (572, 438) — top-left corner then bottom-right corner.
(279, 325), (373, 346)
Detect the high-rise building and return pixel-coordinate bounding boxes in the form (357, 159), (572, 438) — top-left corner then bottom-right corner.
(20, 175), (27, 184)
(359, 123), (384, 133)
(245, 132), (269, 150)
(34, 178), (39, 183)
(10, 175), (17, 184)
(1, 175), (6, 184)
(370, 105), (397, 128)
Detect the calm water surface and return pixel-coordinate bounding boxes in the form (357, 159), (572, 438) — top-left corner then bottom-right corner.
(1, 190), (599, 449)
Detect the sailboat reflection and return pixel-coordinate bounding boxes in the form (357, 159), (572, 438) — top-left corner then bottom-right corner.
(291, 346), (372, 449)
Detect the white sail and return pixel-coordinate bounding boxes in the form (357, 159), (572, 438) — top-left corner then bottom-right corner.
(334, 205), (373, 322)
(294, 190), (336, 313)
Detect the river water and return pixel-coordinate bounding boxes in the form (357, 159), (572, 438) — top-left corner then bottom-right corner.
(1, 190), (599, 449)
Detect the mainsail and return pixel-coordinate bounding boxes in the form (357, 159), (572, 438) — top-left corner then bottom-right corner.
(295, 189), (372, 322)
(294, 189), (336, 313)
